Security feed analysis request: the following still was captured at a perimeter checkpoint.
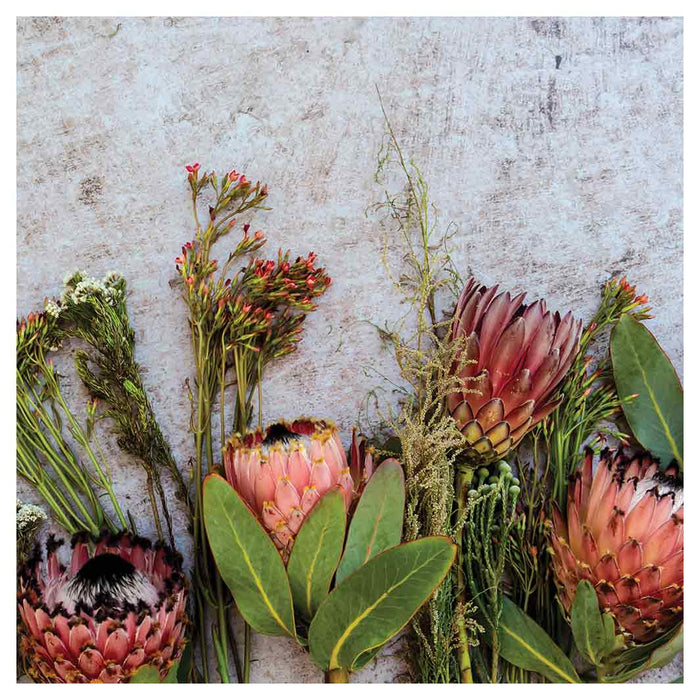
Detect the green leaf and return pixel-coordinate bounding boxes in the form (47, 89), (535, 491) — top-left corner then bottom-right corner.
(287, 488), (346, 621)
(203, 474), (296, 638)
(336, 459), (405, 584)
(176, 643), (194, 683)
(308, 536), (456, 672)
(647, 624), (683, 671)
(600, 624), (683, 682)
(162, 662), (180, 683)
(571, 580), (608, 664)
(130, 665), (161, 683)
(498, 597), (580, 683)
(611, 314), (683, 469)
(671, 676), (683, 683)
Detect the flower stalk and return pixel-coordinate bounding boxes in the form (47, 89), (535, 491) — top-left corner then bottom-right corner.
(177, 163), (330, 682)
(16, 311), (128, 537)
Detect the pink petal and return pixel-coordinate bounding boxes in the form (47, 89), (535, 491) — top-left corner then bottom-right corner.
(275, 477), (301, 514)
(310, 460), (332, 495)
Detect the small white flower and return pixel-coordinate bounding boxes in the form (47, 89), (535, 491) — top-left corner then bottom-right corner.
(45, 300), (62, 318)
(104, 271), (123, 286)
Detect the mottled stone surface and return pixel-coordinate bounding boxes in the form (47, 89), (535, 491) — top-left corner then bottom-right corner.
(17, 16), (683, 683)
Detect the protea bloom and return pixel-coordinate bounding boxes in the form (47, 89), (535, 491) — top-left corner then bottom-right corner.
(18, 533), (188, 683)
(448, 277), (581, 463)
(223, 418), (374, 557)
(550, 450), (683, 643)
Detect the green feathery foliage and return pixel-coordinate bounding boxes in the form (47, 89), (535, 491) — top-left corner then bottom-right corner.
(47, 270), (188, 546)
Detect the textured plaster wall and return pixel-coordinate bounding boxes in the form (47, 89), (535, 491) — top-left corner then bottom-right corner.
(17, 16), (683, 683)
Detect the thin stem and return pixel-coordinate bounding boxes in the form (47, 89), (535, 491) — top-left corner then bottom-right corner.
(454, 467), (474, 683)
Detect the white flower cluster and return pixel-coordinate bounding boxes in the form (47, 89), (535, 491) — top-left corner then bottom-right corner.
(16, 500), (47, 536)
(57, 270), (125, 308)
(45, 299), (62, 318)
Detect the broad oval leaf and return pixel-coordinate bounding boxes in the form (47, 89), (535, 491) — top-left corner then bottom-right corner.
(611, 314), (683, 470)
(130, 662), (179, 683)
(600, 624), (683, 682)
(571, 580), (608, 664)
(130, 665), (161, 683)
(287, 488), (346, 621)
(203, 474), (296, 638)
(162, 662), (180, 683)
(336, 458), (405, 584)
(308, 536), (456, 672)
(499, 597), (580, 683)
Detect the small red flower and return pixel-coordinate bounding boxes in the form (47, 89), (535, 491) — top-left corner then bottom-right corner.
(254, 230), (264, 240)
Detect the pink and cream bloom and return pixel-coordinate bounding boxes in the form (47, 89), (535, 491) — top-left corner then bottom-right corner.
(18, 533), (188, 683)
(550, 450), (683, 643)
(223, 419), (374, 557)
(448, 277), (582, 463)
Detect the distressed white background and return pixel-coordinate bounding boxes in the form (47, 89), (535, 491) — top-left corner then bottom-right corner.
(17, 16), (683, 683)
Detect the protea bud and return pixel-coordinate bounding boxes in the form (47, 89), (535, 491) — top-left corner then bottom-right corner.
(223, 419), (374, 558)
(18, 533), (188, 683)
(448, 277), (581, 463)
(549, 450), (683, 643)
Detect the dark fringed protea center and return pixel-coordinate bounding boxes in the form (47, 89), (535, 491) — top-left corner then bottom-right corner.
(18, 532), (188, 683)
(549, 450), (683, 643)
(448, 277), (581, 464)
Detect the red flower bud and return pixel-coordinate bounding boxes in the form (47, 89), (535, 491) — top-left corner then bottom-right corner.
(186, 276), (194, 285)
(254, 230), (264, 240)
(306, 276), (316, 289)
(243, 224), (250, 234)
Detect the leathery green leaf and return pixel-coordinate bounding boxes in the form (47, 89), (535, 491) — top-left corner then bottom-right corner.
(600, 624), (683, 682)
(130, 665), (161, 683)
(571, 580), (607, 664)
(203, 474), (296, 638)
(611, 314), (683, 470)
(287, 488), (346, 621)
(336, 458), (405, 584)
(308, 536), (456, 672)
(499, 597), (580, 683)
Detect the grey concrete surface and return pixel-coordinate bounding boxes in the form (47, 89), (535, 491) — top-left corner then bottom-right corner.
(17, 17), (682, 683)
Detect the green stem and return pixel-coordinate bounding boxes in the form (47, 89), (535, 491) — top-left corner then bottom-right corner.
(454, 466), (474, 683)
(243, 622), (251, 683)
(325, 668), (350, 683)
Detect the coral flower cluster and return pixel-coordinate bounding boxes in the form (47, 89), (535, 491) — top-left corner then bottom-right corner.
(550, 450), (683, 643)
(18, 533), (188, 683)
(224, 419), (374, 556)
(448, 278), (582, 463)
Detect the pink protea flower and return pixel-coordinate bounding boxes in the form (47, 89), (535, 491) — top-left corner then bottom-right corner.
(550, 450), (683, 643)
(223, 418), (374, 557)
(448, 277), (582, 463)
(18, 533), (188, 683)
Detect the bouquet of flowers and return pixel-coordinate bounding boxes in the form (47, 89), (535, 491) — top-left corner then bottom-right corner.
(16, 115), (682, 684)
